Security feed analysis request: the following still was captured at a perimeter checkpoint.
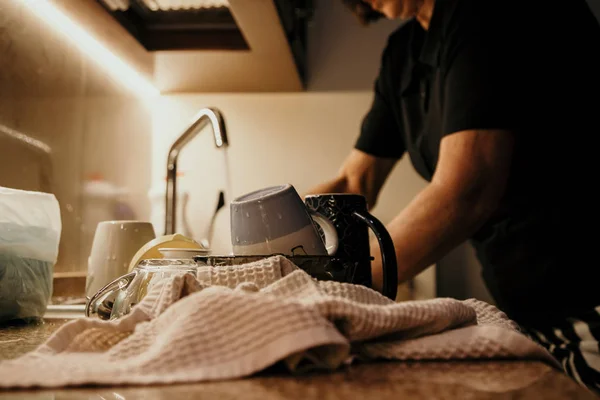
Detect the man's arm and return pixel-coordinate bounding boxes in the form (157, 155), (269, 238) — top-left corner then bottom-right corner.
(306, 149), (398, 209)
(370, 128), (514, 291)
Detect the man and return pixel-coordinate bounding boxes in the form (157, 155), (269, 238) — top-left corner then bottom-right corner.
(309, 0), (600, 393)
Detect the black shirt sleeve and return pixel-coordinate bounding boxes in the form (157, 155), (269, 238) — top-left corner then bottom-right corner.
(440, 0), (529, 136)
(354, 46), (406, 159)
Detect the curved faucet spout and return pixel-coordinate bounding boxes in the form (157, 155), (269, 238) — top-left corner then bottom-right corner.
(165, 107), (228, 235)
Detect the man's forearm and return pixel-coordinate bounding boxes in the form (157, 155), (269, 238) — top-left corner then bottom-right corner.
(370, 181), (496, 292)
(368, 129), (513, 292)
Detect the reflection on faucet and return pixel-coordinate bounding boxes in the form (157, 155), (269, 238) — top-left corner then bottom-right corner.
(165, 107), (229, 236)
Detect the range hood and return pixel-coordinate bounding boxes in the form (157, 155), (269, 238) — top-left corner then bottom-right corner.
(96, 0), (247, 51)
(96, 0), (314, 92)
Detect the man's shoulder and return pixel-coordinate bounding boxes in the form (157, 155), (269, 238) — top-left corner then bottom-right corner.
(385, 18), (418, 50)
(379, 18), (419, 68)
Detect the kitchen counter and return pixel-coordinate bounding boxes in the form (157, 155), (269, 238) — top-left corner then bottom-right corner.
(0, 319), (71, 360)
(0, 319), (596, 399)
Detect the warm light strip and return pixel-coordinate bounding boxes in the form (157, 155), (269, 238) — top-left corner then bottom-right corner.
(0, 123), (52, 155)
(21, 0), (159, 98)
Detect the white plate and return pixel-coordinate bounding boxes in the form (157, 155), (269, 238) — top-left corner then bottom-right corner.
(158, 247), (211, 259)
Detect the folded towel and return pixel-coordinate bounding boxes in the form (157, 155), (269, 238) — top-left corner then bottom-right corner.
(0, 256), (557, 388)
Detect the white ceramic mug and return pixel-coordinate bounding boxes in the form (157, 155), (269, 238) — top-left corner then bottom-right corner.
(85, 220), (156, 299)
(230, 184), (338, 256)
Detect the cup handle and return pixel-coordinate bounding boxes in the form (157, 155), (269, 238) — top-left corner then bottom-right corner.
(352, 210), (398, 300)
(85, 271), (137, 319)
(308, 211), (339, 256)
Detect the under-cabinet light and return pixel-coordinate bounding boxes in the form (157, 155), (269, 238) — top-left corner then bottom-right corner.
(21, 0), (159, 98)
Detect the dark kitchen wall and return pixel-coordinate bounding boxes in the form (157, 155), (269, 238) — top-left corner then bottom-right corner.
(306, 0), (401, 90)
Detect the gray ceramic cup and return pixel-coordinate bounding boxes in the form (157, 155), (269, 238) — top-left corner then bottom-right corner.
(230, 184), (338, 256)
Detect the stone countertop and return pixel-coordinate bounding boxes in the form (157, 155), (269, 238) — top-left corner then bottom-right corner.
(0, 320), (596, 399)
(0, 319), (71, 360)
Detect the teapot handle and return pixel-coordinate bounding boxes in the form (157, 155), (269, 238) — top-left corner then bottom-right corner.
(352, 211), (398, 300)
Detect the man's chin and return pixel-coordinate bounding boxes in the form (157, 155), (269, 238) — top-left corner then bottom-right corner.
(383, 4), (411, 20)
(382, 10), (401, 19)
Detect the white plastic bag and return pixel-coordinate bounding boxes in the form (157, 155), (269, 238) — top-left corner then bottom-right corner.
(0, 186), (61, 323)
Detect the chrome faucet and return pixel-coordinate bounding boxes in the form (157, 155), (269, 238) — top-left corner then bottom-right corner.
(165, 107), (228, 235)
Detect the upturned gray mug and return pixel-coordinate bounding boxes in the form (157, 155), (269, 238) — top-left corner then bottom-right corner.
(230, 184), (338, 256)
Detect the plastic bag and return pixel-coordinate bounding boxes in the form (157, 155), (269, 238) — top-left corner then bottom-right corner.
(0, 186), (61, 323)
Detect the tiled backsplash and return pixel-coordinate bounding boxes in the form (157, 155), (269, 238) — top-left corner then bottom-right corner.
(0, 0), (153, 274)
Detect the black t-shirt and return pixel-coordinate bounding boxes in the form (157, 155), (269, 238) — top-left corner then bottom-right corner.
(356, 0), (600, 327)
